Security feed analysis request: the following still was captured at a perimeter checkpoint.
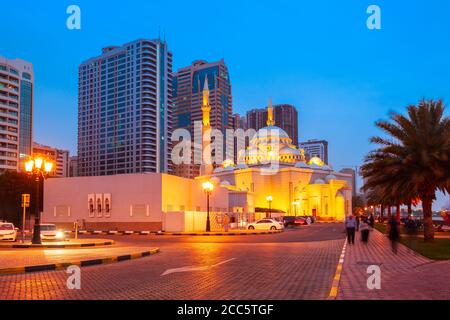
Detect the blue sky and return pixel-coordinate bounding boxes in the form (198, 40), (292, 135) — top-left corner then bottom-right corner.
(2, 0), (449, 209)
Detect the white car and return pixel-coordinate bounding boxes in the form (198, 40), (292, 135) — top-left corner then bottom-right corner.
(40, 224), (65, 241)
(247, 219), (284, 231)
(0, 223), (18, 241)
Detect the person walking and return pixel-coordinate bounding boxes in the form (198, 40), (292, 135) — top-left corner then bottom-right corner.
(369, 213), (375, 228)
(344, 215), (357, 245)
(360, 218), (371, 244)
(388, 215), (400, 254)
(355, 215), (361, 231)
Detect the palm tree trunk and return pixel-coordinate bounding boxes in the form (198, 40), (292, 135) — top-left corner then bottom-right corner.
(380, 204), (384, 220)
(396, 204), (401, 221)
(387, 205), (392, 218)
(422, 195), (434, 241)
(407, 201), (412, 216)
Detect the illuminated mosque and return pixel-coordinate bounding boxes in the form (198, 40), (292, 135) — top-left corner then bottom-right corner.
(42, 79), (353, 233)
(198, 80), (353, 222)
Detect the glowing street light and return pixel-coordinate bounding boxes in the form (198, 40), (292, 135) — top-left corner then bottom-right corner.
(292, 200), (300, 217)
(24, 156), (55, 244)
(266, 195), (273, 218)
(202, 181), (214, 232)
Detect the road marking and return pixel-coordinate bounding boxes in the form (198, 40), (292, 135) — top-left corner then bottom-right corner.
(328, 239), (347, 299)
(161, 258), (236, 276)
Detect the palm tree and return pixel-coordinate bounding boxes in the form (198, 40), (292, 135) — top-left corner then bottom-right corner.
(362, 99), (450, 241)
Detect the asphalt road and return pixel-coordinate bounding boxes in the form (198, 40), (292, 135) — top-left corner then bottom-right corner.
(0, 223), (346, 300)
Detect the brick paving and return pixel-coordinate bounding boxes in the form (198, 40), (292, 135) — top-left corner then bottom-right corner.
(0, 224), (345, 300)
(337, 229), (450, 300)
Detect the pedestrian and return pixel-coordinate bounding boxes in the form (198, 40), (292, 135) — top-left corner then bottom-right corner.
(388, 215), (400, 254)
(360, 218), (371, 244)
(344, 215), (357, 245)
(369, 213), (375, 228)
(355, 215), (361, 231)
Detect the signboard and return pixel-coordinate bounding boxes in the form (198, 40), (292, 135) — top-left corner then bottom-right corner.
(21, 194), (30, 208)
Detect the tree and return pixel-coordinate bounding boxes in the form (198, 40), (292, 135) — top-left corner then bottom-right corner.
(0, 171), (37, 227)
(361, 99), (450, 241)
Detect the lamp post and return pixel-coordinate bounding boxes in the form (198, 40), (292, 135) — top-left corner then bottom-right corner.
(202, 181), (214, 232)
(25, 156), (54, 244)
(266, 195), (273, 218)
(292, 201), (300, 217)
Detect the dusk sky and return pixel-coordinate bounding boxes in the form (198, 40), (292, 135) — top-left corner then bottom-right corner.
(2, 0), (449, 208)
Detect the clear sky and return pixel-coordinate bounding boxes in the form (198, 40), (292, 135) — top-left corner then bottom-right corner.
(2, 0), (449, 209)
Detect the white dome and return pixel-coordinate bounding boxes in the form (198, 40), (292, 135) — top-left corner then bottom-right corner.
(250, 125), (290, 144)
(210, 177), (221, 185)
(325, 174), (337, 181)
(314, 178), (326, 184)
(295, 162), (310, 168)
(280, 146), (300, 155)
(236, 163), (248, 170)
(322, 165), (331, 170)
(310, 163), (322, 170)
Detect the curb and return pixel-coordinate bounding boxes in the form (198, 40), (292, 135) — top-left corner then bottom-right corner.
(328, 239), (347, 300)
(0, 248), (159, 275)
(155, 230), (283, 236)
(0, 240), (115, 249)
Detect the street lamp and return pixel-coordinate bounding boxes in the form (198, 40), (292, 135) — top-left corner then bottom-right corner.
(24, 156), (54, 244)
(292, 201), (300, 217)
(266, 195), (273, 218)
(202, 181), (214, 232)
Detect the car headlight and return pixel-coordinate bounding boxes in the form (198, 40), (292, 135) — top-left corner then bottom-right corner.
(56, 231), (64, 239)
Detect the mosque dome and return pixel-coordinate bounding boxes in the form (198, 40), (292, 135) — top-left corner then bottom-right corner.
(325, 174), (337, 181)
(295, 161), (311, 168)
(243, 98), (308, 166)
(220, 180), (231, 187)
(280, 146), (301, 155)
(314, 178), (326, 184)
(235, 163), (248, 170)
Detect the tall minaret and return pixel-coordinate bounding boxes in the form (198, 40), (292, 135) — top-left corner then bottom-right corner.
(200, 77), (213, 175)
(266, 97), (275, 126)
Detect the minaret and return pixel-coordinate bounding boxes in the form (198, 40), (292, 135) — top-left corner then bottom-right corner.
(200, 77), (213, 175)
(266, 97), (275, 126)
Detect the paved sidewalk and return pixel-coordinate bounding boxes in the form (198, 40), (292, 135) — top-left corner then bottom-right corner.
(337, 229), (450, 300)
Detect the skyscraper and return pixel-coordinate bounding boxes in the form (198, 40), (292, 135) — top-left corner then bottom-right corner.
(0, 57), (33, 172)
(246, 104), (298, 145)
(173, 59), (232, 178)
(299, 139), (329, 164)
(77, 39), (173, 176)
(274, 104), (298, 146)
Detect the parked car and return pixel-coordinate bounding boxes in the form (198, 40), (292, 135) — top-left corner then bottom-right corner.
(0, 222), (18, 242)
(247, 219), (284, 231)
(40, 224), (65, 241)
(283, 216), (308, 227)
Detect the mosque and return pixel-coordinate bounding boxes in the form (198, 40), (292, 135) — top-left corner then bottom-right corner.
(42, 79), (352, 232)
(198, 81), (353, 222)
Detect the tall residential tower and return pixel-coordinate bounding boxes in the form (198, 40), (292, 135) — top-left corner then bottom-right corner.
(173, 59), (232, 178)
(77, 39), (173, 176)
(246, 103), (298, 145)
(0, 57), (33, 172)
